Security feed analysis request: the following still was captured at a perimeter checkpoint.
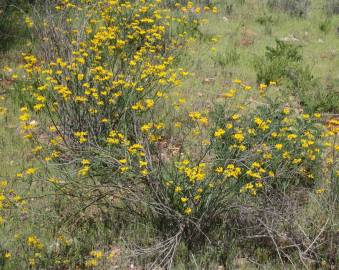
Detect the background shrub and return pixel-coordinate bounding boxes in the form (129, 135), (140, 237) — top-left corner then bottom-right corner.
(325, 0), (339, 15)
(211, 47), (240, 67)
(254, 39), (339, 112)
(0, 0), (36, 51)
(267, 0), (311, 17)
(254, 39), (305, 85)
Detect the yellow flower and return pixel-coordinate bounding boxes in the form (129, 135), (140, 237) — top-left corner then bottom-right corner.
(81, 159), (91, 165)
(182, 159), (190, 166)
(49, 126), (57, 132)
(231, 114), (240, 121)
(184, 207), (192, 215)
(226, 123), (233, 129)
(128, 144), (143, 154)
(26, 167), (37, 175)
(222, 89), (236, 98)
(19, 113), (30, 122)
(239, 145), (246, 151)
(271, 132), (278, 138)
(214, 128), (225, 138)
(254, 117), (270, 131)
(20, 107), (28, 113)
(246, 170), (261, 179)
(32, 145), (43, 154)
(215, 167), (224, 173)
(178, 98), (186, 104)
(77, 73), (84, 81)
(251, 162), (260, 168)
(224, 164), (242, 178)
(78, 166), (90, 176)
(199, 117), (209, 125)
(119, 159), (127, 164)
(33, 103), (45, 112)
(259, 83), (267, 90)
(132, 102), (144, 110)
(255, 182), (263, 188)
(263, 152), (272, 160)
(27, 235), (43, 249)
(189, 111), (201, 120)
(194, 194), (201, 201)
(120, 166), (129, 173)
(287, 134), (298, 140)
(145, 99), (154, 108)
(0, 180), (7, 188)
(282, 151), (291, 159)
(25, 17), (33, 27)
(248, 128), (256, 135)
(233, 132), (244, 142)
(90, 250), (103, 258)
(292, 158), (302, 164)
(175, 186), (182, 193)
(85, 258), (98, 267)
(174, 122), (182, 128)
(275, 144), (283, 150)
(74, 131), (88, 143)
(283, 107), (290, 114)
(181, 197), (188, 203)
(315, 188), (325, 194)
(79, 137), (87, 143)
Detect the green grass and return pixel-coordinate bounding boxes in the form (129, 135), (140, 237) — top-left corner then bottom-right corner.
(177, 0), (339, 112)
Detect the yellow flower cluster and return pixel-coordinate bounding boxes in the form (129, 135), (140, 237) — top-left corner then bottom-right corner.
(177, 160), (206, 183)
(27, 235), (44, 249)
(240, 181), (264, 196)
(107, 130), (128, 145)
(254, 117), (271, 131)
(163, 160), (211, 215)
(141, 121), (165, 142)
(78, 159), (91, 176)
(84, 248), (119, 268)
(189, 111), (209, 126)
(224, 164), (242, 178)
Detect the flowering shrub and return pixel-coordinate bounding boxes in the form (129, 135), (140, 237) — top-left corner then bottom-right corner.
(18, 1), (185, 143)
(211, 90), (327, 195)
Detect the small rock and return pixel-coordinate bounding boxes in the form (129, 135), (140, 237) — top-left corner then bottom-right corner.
(240, 38), (254, 46)
(281, 35), (299, 42)
(202, 77), (215, 84)
(234, 257), (249, 267)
